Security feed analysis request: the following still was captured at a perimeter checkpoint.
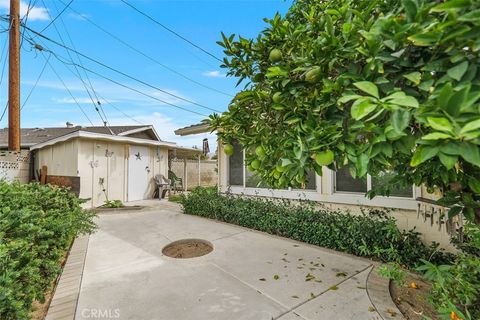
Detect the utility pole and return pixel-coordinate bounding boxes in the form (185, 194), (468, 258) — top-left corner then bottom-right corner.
(8, 0), (20, 151)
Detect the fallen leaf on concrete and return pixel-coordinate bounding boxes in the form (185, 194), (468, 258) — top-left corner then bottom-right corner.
(259, 278), (266, 281)
(387, 308), (397, 317)
(336, 272), (348, 277)
(368, 306), (376, 312)
(273, 275), (280, 280)
(329, 285), (339, 291)
(292, 295), (299, 299)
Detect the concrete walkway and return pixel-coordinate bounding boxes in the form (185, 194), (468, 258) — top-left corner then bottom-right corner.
(48, 201), (401, 320)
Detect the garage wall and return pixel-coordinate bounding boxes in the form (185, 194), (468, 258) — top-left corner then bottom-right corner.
(78, 139), (128, 207)
(36, 140), (78, 176)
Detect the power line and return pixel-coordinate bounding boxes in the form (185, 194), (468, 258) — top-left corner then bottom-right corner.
(38, 0), (110, 128)
(59, 0), (232, 97)
(39, 0), (74, 33)
(40, 51), (95, 126)
(49, 0), (112, 128)
(23, 35), (208, 117)
(120, 0), (223, 63)
(20, 23), (222, 113)
(21, 52), (50, 110)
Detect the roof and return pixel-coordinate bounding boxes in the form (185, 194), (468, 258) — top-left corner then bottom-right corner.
(0, 125), (155, 148)
(174, 122), (211, 136)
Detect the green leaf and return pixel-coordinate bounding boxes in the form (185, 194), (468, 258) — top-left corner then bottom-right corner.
(410, 146), (439, 167)
(315, 150), (334, 166)
(460, 119), (480, 134)
(445, 86), (469, 116)
(351, 98), (377, 120)
(401, 0), (418, 21)
(458, 143), (480, 167)
(468, 177), (480, 193)
(431, 0), (471, 12)
(391, 109), (411, 133)
(353, 81), (379, 98)
(356, 153), (369, 177)
(439, 153), (457, 169)
(447, 61), (468, 81)
(427, 117), (454, 133)
(338, 95), (361, 104)
(383, 92), (419, 108)
(423, 132), (453, 140)
(403, 72), (421, 85)
(408, 32), (442, 46)
(266, 66), (289, 78)
(458, 9), (480, 21)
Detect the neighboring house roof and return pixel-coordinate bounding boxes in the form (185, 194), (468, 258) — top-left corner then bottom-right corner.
(0, 125), (161, 148)
(174, 122), (211, 136)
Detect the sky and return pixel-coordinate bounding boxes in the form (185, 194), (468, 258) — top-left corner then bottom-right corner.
(0, 0), (292, 150)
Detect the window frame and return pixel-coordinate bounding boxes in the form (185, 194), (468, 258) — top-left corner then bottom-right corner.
(227, 149), (320, 193)
(333, 171), (417, 199)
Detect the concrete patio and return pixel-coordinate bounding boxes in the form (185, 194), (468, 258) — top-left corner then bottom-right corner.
(47, 201), (402, 320)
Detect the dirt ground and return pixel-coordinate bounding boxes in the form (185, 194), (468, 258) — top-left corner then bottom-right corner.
(162, 239), (213, 259)
(390, 274), (438, 320)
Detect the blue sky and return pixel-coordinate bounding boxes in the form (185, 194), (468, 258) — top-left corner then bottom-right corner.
(0, 0), (292, 149)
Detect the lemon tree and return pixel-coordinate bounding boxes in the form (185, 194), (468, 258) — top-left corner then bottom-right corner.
(210, 0), (480, 223)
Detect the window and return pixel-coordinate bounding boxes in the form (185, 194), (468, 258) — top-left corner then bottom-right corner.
(372, 171), (413, 198)
(228, 142), (317, 191)
(228, 140), (244, 186)
(335, 166), (413, 198)
(335, 166), (367, 193)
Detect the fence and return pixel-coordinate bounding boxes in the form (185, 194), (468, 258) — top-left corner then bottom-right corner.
(170, 159), (218, 191)
(0, 150), (31, 183)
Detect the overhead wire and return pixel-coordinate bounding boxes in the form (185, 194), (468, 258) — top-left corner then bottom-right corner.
(49, 0), (112, 127)
(0, 19), (12, 122)
(120, 0), (223, 63)
(19, 22), (222, 113)
(22, 35), (208, 117)
(20, 52), (50, 110)
(58, 0), (232, 97)
(39, 50), (95, 126)
(38, 0), (110, 128)
(39, 0), (74, 33)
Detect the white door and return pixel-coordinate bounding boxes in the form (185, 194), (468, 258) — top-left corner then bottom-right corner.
(128, 146), (151, 201)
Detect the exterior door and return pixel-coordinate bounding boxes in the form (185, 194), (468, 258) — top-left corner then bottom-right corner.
(128, 145), (151, 201)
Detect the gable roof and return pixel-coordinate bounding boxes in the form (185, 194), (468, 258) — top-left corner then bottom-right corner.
(0, 125), (158, 148)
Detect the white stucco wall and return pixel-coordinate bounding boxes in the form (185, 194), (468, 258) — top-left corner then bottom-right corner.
(36, 139), (78, 177)
(217, 143), (455, 249)
(36, 138), (169, 208)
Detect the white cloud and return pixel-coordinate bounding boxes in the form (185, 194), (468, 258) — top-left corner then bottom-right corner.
(0, 0), (49, 21)
(53, 97), (119, 104)
(106, 112), (215, 150)
(202, 70), (226, 78)
(68, 12), (91, 21)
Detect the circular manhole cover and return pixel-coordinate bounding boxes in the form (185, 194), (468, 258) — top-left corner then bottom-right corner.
(162, 239), (213, 259)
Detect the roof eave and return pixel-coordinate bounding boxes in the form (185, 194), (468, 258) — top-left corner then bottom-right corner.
(29, 130), (177, 151)
(174, 123), (211, 136)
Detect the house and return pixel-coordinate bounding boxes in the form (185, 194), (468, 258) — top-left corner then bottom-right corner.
(175, 122), (455, 249)
(0, 124), (200, 207)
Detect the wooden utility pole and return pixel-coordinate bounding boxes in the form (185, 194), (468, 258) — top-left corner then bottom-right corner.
(8, 0), (20, 151)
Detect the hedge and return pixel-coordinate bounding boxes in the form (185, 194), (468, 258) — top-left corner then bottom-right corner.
(181, 187), (452, 268)
(0, 181), (96, 320)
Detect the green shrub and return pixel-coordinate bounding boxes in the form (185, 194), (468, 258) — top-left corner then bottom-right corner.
(103, 199), (124, 208)
(181, 187), (451, 268)
(0, 181), (96, 320)
(417, 225), (480, 320)
(378, 262), (407, 287)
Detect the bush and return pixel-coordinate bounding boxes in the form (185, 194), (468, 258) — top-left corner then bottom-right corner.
(181, 187), (451, 268)
(417, 224), (480, 320)
(0, 181), (96, 320)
